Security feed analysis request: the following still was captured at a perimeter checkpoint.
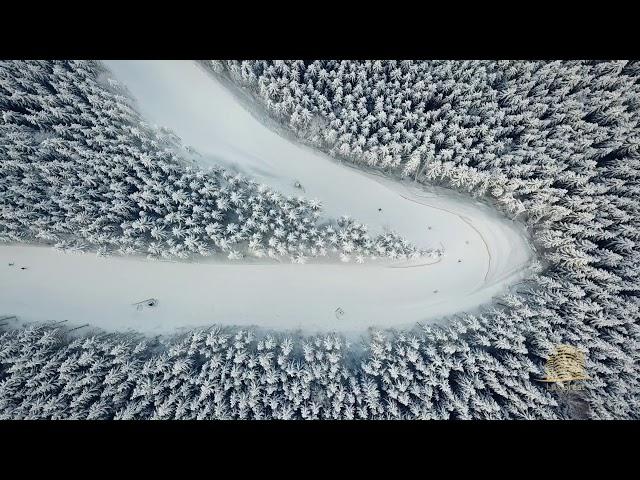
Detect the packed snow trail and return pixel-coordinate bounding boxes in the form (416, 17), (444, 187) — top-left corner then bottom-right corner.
(0, 61), (535, 337)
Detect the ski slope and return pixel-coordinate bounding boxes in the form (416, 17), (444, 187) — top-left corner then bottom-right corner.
(0, 61), (535, 337)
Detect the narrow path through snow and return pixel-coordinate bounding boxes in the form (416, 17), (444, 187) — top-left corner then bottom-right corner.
(0, 61), (535, 337)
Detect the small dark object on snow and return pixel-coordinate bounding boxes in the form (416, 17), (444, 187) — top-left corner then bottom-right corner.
(433, 289), (438, 294)
(465, 240), (470, 244)
(335, 307), (345, 319)
(133, 298), (158, 311)
(20, 267), (27, 270)
(427, 226), (432, 230)
(458, 259), (462, 263)
(378, 208), (382, 212)
(8, 263), (14, 266)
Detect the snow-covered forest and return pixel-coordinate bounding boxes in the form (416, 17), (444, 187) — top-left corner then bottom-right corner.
(0, 61), (422, 263)
(1, 60), (639, 419)
(0, 61), (532, 336)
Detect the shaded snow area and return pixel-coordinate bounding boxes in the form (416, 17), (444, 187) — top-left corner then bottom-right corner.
(1, 60), (535, 337)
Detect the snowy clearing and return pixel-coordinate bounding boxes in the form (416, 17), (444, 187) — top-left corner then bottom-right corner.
(1, 61), (535, 337)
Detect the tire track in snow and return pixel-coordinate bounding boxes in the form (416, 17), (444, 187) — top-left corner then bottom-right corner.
(388, 256), (443, 269)
(396, 191), (492, 283)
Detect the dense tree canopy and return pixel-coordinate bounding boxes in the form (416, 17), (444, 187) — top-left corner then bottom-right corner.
(0, 60), (423, 264)
(1, 59), (639, 419)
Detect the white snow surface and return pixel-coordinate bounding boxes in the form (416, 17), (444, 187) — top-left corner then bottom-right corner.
(0, 60), (535, 337)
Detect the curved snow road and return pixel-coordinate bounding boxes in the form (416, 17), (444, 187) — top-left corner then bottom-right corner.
(0, 61), (534, 338)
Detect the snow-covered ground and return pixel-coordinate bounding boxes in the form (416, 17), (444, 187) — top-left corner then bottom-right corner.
(0, 61), (535, 337)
